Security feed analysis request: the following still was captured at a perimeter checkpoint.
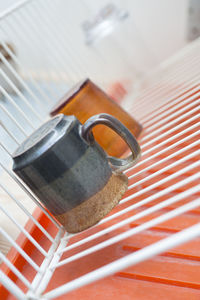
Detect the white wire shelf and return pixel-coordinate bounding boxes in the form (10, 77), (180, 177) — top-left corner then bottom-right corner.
(0, 1), (200, 299)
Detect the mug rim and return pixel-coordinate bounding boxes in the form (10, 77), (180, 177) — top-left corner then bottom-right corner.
(12, 114), (76, 168)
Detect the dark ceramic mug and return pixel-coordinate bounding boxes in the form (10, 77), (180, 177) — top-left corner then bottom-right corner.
(12, 113), (141, 232)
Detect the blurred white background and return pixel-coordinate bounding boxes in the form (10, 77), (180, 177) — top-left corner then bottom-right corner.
(0, 0), (190, 85)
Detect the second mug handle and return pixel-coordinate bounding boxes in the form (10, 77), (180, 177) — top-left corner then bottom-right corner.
(80, 113), (141, 172)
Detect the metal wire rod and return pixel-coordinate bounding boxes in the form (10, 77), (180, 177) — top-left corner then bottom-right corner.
(140, 109), (199, 148)
(125, 75), (200, 123)
(0, 68), (44, 121)
(127, 150), (200, 192)
(0, 252), (32, 289)
(18, 4), (76, 84)
(0, 270), (26, 300)
(0, 203), (48, 257)
(125, 122), (200, 174)
(0, 162), (61, 229)
(58, 172), (199, 255)
(0, 182), (54, 243)
(0, 126), (20, 149)
(33, 0), (84, 80)
(0, 52), (47, 108)
(53, 185), (200, 268)
(104, 172), (200, 225)
(0, 0), (31, 20)
(33, 231), (69, 296)
(133, 51), (200, 111)
(142, 94), (200, 135)
(139, 79), (200, 125)
(0, 227), (41, 272)
(0, 86), (37, 129)
(0, 40), (53, 104)
(28, 227), (65, 296)
(133, 66), (200, 116)
(123, 161), (200, 204)
(0, 17), (58, 99)
(128, 136), (199, 181)
(0, 103), (28, 139)
(45, 218), (200, 298)
(133, 67), (200, 116)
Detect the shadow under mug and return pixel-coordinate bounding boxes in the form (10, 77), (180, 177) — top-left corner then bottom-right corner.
(12, 113), (141, 233)
(50, 78), (142, 157)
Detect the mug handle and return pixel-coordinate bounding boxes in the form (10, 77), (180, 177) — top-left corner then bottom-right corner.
(80, 113), (141, 172)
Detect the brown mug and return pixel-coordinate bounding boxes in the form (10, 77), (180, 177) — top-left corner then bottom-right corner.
(50, 79), (142, 157)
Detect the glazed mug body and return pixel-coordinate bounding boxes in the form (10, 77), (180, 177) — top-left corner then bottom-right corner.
(12, 113), (141, 232)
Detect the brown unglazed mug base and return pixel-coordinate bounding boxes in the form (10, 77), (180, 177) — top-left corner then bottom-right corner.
(55, 172), (128, 233)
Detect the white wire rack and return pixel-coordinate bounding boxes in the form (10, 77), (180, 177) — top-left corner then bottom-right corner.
(0, 1), (200, 299)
